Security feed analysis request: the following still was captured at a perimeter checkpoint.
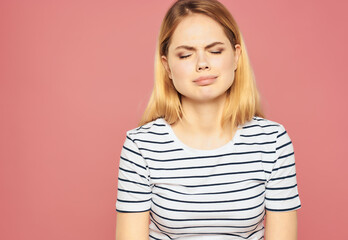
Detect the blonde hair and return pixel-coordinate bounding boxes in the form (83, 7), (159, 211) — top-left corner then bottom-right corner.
(139, 0), (265, 129)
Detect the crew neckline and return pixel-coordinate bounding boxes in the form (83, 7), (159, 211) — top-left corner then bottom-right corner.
(157, 118), (244, 154)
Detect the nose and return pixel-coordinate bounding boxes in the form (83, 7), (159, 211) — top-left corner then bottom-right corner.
(196, 53), (210, 72)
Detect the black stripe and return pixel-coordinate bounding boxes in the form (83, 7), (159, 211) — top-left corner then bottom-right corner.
(181, 178), (267, 188)
(272, 162), (295, 172)
(117, 188), (151, 195)
(265, 194), (299, 201)
(261, 159), (276, 164)
(122, 145), (142, 157)
(138, 147), (184, 153)
(240, 131), (278, 137)
(151, 207), (265, 222)
(243, 124), (280, 129)
(118, 166), (147, 180)
(277, 130), (287, 138)
(145, 150), (275, 162)
(148, 216), (173, 239)
(278, 151), (294, 159)
(116, 208), (150, 213)
(126, 135), (135, 143)
(151, 198), (265, 213)
(151, 169), (265, 180)
(150, 211), (262, 230)
(266, 183), (297, 190)
(247, 226), (264, 239)
(155, 182), (265, 196)
(129, 131), (169, 135)
(154, 123), (166, 127)
(235, 141), (276, 145)
(152, 190), (265, 204)
(252, 117), (266, 121)
(117, 177), (150, 187)
(149, 159), (262, 171)
(150, 212), (254, 238)
(276, 141), (292, 150)
(116, 198), (151, 203)
(268, 173), (296, 181)
(266, 204), (301, 212)
(120, 156), (146, 170)
(136, 123), (166, 131)
(148, 218), (264, 238)
(132, 139), (174, 144)
(149, 234), (162, 240)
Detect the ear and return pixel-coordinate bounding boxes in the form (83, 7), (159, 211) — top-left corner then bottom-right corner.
(161, 55), (172, 79)
(234, 44), (241, 71)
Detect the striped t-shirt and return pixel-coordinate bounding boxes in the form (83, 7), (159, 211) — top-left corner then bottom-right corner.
(116, 116), (301, 240)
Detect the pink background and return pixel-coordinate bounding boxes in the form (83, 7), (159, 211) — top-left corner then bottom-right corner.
(1, 0), (347, 239)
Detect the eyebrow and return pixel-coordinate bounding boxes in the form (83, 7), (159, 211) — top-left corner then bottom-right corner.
(174, 41), (224, 51)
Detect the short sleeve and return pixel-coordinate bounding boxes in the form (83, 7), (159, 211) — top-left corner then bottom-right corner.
(115, 133), (152, 213)
(265, 124), (302, 212)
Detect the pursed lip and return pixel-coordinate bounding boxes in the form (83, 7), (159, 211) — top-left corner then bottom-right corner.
(193, 75), (218, 82)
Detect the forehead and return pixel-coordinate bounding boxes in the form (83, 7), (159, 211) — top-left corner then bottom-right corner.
(169, 14), (228, 50)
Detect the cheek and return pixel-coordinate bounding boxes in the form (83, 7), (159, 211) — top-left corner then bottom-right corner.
(216, 55), (236, 81)
(215, 54), (235, 71)
(169, 61), (194, 94)
(171, 61), (192, 80)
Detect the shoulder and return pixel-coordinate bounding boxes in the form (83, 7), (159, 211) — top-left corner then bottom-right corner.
(245, 116), (294, 154)
(240, 116), (291, 146)
(125, 117), (169, 141)
(244, 116), (285, 133)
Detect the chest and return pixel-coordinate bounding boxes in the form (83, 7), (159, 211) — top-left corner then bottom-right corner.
(146, 152), (267, 236)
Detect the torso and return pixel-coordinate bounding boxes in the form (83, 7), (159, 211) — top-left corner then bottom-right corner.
(116, 116), (301, 240)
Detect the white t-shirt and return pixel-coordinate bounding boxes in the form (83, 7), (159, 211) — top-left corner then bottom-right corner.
(116, 116), (301, 240)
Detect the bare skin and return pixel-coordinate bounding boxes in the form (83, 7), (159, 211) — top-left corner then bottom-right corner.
(170, 93), (240, 150)
(115, 211), (149, 240)
(265, 210), (298, 240)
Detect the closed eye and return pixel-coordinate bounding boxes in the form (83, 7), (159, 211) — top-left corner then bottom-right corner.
(211, 48), (224, 54)
(179, 50), (223, 59)
(179, 55), (191, 59)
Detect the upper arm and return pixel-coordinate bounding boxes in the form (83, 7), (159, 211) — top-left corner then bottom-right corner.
(265, 124), (301, 212)
(116, 134), (152, 212)
(116, 211), (150, 240)
(264, 124), (300, 239)
(265, 209), (298, 240)
(115, 133), (152, 240)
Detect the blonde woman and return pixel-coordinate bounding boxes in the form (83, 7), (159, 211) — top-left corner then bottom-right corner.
(115, 0), (301, 239)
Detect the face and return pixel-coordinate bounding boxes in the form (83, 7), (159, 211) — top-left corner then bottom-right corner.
(161, 13), (241, 103)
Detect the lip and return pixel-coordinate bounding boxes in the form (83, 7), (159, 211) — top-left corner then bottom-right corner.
(193, 75), (218, 86)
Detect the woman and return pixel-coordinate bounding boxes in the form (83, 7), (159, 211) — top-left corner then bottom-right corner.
(115, 0), (301, 239)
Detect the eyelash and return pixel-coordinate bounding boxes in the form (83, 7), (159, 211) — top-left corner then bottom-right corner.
(179, 51), (223, 59)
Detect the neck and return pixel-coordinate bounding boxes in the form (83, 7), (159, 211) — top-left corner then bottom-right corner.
(177, 94), (230, 137)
